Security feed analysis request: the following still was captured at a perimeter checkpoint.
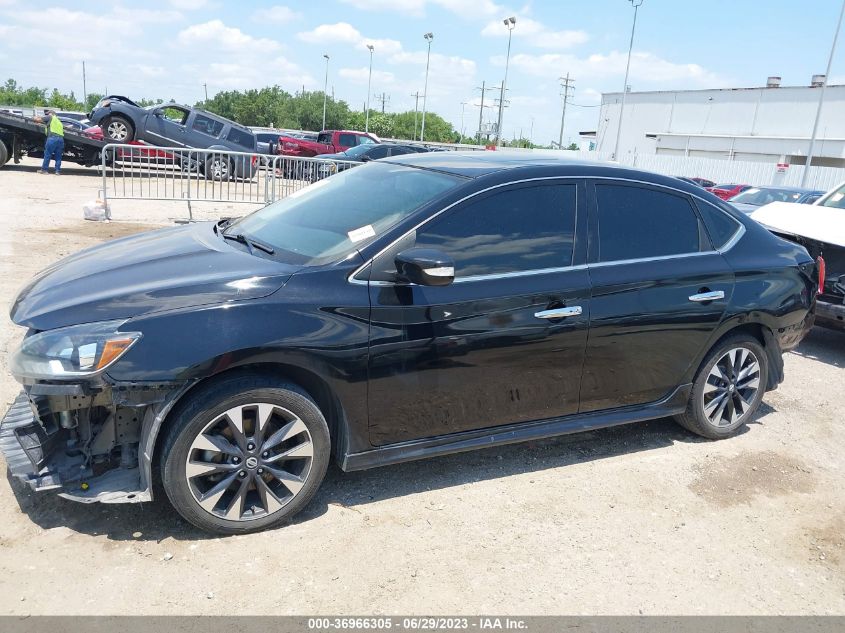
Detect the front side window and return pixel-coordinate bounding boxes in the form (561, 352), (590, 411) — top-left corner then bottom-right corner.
(595, 184), (701, 262)
(413, 184), (577, 278)
(192, 114), (224, 138)
(227, 162), (463, 265)
(160, 107), (189, 125)
(317, 132), (332, 145)
(365, 146), (390, 159)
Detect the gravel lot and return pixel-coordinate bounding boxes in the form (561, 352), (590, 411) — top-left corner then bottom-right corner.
(0, 158), (843, 615)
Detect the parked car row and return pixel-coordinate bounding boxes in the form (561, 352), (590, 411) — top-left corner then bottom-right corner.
(675, 176), (825, 215)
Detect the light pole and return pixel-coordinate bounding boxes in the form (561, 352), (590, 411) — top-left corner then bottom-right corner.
(321, 53), (330, 130)
(495, 17), (516, 146)
(420, 32), (433, 141)
(365, 44), (374, 132)
(612, 0), (643, 161)
(801, 0), (845, 187)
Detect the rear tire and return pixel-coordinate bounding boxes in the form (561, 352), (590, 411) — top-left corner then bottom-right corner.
(102, 116), (134, 142)
(205, 155), (233, 181)
(674, 333), (768, 439)
(0, 139), (8, 167)
(160, 374), (330, 535)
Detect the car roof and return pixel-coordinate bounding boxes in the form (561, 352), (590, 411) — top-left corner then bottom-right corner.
(380, 151), (694, 184)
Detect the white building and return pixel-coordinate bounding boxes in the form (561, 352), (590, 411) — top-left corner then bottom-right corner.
(593, 77), (845, 167)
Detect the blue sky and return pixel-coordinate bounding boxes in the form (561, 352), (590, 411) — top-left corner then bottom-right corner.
(1, 0), (844, 144)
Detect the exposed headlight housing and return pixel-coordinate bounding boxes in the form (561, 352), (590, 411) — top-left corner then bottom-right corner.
(9, 320), (141, 380)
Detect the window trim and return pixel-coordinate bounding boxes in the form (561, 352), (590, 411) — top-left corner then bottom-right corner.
(348, 175), (745, 286)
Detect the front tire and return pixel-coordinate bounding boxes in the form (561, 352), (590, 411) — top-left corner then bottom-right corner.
(102, 116), (134, 142)
(160, 374), (330, 535)
(674, 333), (768, 439)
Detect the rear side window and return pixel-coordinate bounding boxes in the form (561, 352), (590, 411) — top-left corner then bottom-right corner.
(225, 127), (254, 149)
(414, 184), (577, 278)
(192, 114), (224, 138)
(358, 135), (376, 145)
(339, 133), (357, 146)
(695, 200), (741, 249)
(595, 184), (700, 262)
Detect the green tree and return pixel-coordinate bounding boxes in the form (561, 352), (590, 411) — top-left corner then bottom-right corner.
(566, 142), (579, 150)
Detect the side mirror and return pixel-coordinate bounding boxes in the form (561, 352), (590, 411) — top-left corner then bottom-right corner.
(395, 248), (455, 286)
(152, 110), (162, 117)
(360, 155), (371, 162)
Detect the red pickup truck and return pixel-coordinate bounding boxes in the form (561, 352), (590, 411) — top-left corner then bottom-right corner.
(279, 129), (379, 158)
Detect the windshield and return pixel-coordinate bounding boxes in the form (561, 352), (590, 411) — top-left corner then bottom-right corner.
(342, 144), (376, 159)
(729, 188), (805, 206)
(226, 162), (464, 265)
(820, 183), (845, 209)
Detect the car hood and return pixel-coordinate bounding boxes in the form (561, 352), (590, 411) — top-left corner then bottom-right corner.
(751, 201), (845, 248)
(10, 222), (298, 331)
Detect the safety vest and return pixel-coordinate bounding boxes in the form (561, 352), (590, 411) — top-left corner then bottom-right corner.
(46, 116), (64, 137)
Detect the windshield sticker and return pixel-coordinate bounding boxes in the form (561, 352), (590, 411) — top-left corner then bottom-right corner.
(348, 225), (376, 243)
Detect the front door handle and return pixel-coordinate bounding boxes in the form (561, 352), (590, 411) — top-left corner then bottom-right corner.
(534, 306), (583, 319)
(688, 290), (725, 302)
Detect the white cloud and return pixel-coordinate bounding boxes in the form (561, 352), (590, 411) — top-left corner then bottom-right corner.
(178, 20), (281, 53)
(498, 50), (724, 88)
(297, 22), (361, 44)
(297, 23), (402, 55)
(252, 5), (301, 23)
(340, 0), (502, 18)
(339, 67), (396, 85)
(482, 16), (588, 50)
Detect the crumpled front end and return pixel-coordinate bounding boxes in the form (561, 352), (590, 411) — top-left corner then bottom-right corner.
(1, 380), (186, 504)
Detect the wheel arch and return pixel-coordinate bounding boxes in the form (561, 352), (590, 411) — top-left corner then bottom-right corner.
(145, 361), (349, 493)
(685, 319), (781, 391)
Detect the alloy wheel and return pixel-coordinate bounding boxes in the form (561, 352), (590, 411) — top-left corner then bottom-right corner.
(701, 347), (761, 427)
(185, 403), (314, 521)
(107, 120), (128, 141)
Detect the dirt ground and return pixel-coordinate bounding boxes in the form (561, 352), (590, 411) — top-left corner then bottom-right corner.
(0, 157), (843, 615)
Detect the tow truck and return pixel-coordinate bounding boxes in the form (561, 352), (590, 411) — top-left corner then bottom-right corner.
(0, 110), (108, 169)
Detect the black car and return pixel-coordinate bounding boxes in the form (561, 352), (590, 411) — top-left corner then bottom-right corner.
(3, 154), (817, 534)
(315, 143), (429, 176)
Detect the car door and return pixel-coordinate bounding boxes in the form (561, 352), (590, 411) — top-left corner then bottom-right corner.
(366, 179), (591, 446)
(145, 106), (190, 147)
(579, 180), (735, 413)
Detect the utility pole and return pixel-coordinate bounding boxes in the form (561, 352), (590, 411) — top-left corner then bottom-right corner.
(82, 61), (87, 108)
(558, 73), (575, 149)
(203, 82), (208, 105)
(411, 91), (422, 139)
(802, 0), (845, 186)
(421, 32), (433, 141)
(459, 101), (468, 142)
(375, 92), (390, 113)
(475, 81), (496, 140)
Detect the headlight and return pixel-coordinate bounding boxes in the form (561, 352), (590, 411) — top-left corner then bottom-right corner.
(9, 320), (141, 380)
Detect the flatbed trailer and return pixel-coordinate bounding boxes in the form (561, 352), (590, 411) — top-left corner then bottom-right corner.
(0, 110), (108, 169)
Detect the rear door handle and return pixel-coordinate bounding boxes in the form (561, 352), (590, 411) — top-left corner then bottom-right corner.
(534, 306), (583, 319)
(688, 290), (725, 302)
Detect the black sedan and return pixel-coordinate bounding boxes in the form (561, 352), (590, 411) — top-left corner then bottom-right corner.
(315, 143), (428, 176)
(3, 154), (817, 534)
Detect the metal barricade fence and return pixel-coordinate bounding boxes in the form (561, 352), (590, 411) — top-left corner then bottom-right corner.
(100, 144), (362, 219)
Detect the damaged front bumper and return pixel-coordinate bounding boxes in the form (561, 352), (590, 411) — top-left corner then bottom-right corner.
(0, 379), (190, 504)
